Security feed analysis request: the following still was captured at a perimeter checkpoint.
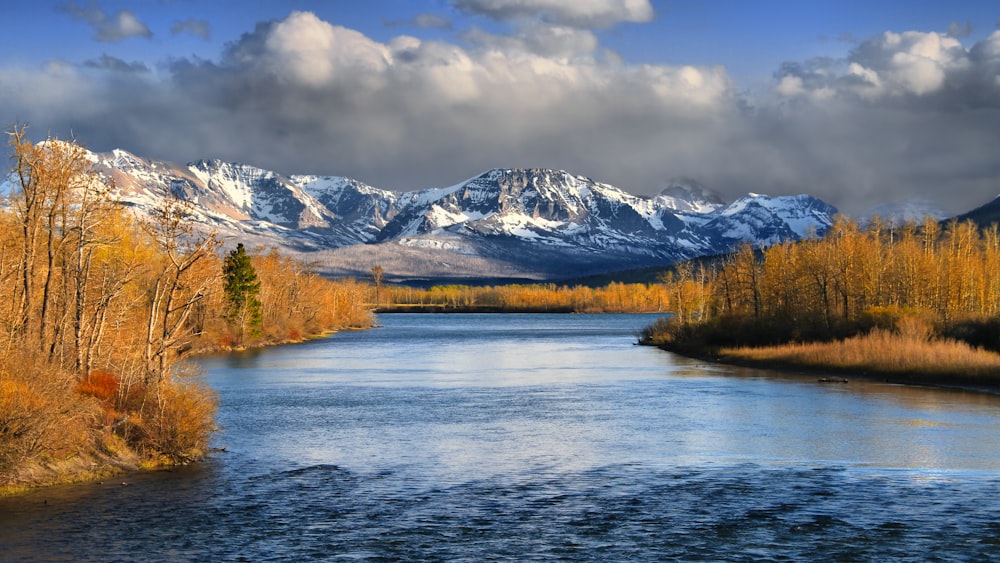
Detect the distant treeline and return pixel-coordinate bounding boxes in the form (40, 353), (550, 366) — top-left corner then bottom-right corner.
(0, 129), (371, 491)
(376, 281), (672, 313)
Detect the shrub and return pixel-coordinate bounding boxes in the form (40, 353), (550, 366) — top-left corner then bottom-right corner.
(0, 352), (101, 482)
(77, 370), (119, 404)
(136, 365), (218, 463)
(941, 317), (1000, 354)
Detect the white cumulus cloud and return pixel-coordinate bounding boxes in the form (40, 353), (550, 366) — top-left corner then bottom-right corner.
(4, 11), (1000, 217)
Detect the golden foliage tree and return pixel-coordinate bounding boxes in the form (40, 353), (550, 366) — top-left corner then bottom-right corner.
(645, 214), (1000, 350)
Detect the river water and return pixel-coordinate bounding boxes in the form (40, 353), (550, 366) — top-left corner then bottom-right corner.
(3, 313), (1000, 561)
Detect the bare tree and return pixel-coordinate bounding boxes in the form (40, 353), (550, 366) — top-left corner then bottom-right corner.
(141, 188), (219, 382)
(371, 264), (385, 306)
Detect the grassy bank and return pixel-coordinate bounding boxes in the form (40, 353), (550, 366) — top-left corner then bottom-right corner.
(648, 327), (1000, 391)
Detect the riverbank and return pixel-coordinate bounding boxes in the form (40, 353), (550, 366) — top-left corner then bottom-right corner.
(651, 330), (1000, 394)
(189, 328), (344, 355)
(1, 326), (361, 498)
(0, 446), (149, 497)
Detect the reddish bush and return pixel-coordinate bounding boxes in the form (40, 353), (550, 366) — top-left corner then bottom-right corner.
(77, 370), (119, 403)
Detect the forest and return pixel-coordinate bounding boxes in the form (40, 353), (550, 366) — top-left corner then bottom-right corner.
(641, 215), (1000, 382)
(0, 129), (372, 492)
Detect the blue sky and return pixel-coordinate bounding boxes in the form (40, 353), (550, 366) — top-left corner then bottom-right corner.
(2, 0), (999, 214)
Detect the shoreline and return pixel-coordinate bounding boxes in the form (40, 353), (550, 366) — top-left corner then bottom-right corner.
(652, 343), (1000, 395)
(2, 327), (360, 498)
(186, 327), (344, 356)
(373, 305), (578, 314)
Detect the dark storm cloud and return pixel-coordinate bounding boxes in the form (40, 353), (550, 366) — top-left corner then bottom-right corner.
(59, 1), (153, 42)
(4, 11), (999, 217)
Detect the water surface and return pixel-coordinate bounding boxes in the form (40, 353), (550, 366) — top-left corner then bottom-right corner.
(2, 313), (1000, 560)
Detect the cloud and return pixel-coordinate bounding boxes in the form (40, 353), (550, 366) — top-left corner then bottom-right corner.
(83, 54), (149, 73)
(59, 1), (153, 42)
(452, 0), (654, 27)
(946, 21), (973, 39)
(764, 30), (1000, 212)
(463, 21), (600, 57)
(384, 13), (454, 30)
(258, 11), (392, 87)
(775, 30), (1000, 106)
(171, 18), (212, 40)
(4, 11), (999, 218)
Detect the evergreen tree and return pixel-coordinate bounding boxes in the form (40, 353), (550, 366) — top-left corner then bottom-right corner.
(222, 243), (262, 342)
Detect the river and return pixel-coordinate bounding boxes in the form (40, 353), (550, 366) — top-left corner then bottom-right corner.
(2, 313), (1000, 560)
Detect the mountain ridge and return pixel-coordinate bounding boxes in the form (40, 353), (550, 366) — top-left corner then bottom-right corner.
(13, 146), (842, 281)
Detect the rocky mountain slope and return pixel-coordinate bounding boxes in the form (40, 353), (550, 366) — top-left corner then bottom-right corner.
(955, 195), (1000, 228)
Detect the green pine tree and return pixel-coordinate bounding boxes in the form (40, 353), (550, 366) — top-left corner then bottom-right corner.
(222, 243), (262, 342)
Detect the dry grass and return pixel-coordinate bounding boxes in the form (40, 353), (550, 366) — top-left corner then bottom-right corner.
(720, 329), (1000, 380)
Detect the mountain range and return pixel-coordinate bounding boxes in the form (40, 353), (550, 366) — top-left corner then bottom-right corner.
(76, 148), (848, 282)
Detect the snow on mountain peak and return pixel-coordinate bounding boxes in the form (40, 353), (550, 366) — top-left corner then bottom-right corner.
(655, 180), (724, 213)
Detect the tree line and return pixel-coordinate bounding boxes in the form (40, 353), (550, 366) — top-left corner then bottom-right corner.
(378, 281), (671, 313)
(644, 215), (1000, 351)
(0, 129), (371, 489)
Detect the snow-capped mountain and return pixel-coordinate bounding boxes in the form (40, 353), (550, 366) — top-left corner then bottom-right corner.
(357, 169), (836, 278)
(19, 148), (841, 280)
(704, 193), (838, 244)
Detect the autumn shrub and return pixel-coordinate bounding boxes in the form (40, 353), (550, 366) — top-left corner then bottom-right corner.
(0, 351), (101, 482)
(77, 370), (119, 404)
(896, 315), (934, 342)
(0, 379), (47, 474)
(135, 365), (218, 464)
(860, 306), (936, 339)
(0, 131), (233, 488)
(638, 315), (675, 345)
(642, 312), (836, 351)
(216, 333), (236, 349)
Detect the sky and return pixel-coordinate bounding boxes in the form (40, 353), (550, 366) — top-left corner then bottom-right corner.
(2, 1), (999, 215)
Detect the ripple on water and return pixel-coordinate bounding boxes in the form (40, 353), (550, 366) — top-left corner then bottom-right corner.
(171, 463), (1000, 560)
(2, 464), (1000, 560)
